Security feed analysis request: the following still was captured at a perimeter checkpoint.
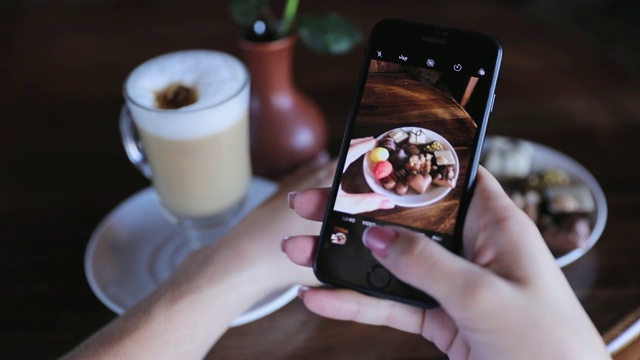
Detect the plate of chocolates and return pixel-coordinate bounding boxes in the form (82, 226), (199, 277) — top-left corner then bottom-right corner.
(481, 136), (607, 267)
(363, 127), (459, 207)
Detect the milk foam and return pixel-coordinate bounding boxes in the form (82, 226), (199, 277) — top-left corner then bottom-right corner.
(124, 50), (249, 140)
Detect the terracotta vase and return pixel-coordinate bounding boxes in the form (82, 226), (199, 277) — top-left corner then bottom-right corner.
(238, 35), (328, 179)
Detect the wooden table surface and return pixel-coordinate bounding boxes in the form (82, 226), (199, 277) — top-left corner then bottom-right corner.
(2, 1), (639, 359)
(343, 72), (476, 236)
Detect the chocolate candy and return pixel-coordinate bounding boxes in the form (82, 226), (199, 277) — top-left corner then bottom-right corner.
(381, 176), (396, 190)
(389, 129), (409, 143)
(408, 129), (428, 144)
(404, 144), (421, 156)
(378, 137), (396, 152)
(389, 148), (408, 169)
(395, 181), (409, 195)
(408, 173), (432, 194)
(431, 165), (456, 188)
(545, 184), (595, 214)
(434, 150), (455, 165)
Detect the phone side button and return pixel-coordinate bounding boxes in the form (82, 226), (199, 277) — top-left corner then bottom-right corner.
(490, 93), (496, 113)
(366, 265), (392, 289)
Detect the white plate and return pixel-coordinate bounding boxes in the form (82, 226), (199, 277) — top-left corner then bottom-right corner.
(84, 177), (298, 327)
(483, 136), (607, 267)
(363, 127), (459, 207)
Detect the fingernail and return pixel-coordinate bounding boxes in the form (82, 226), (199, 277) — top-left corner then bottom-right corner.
(380, 199), (395, 209)
(280, 236), (291, 252)
(298, 286), (310, 300)
(287, 192), (297, 209)
(363, 226), (398, 257)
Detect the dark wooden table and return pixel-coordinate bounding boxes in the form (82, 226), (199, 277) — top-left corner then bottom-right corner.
(2, 1), (639, 359)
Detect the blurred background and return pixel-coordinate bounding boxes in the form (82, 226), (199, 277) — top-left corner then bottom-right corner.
(2, 0), (639, 358)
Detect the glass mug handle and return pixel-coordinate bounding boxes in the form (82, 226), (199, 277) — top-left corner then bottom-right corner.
(119, 104), (153, 179)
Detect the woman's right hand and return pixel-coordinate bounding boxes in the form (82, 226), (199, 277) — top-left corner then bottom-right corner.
(284, 167), (611, 360)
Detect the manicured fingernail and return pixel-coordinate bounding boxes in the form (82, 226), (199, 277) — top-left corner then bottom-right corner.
(380, 199), (395, 209)
(287, 192), (297, 209)
(298, 286), (310, 299)
(280, 236), (291, 252)
(363, 226), (398, 257)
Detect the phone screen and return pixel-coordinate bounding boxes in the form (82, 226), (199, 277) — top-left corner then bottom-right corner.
(315, 20), (501, 306)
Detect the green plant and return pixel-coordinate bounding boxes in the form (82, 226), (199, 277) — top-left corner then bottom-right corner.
(229, 0), (363, 55)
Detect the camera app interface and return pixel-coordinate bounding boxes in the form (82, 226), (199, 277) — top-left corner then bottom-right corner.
(326, 51), (494, 250)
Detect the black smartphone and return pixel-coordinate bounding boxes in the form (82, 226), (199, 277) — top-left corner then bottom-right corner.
(314, 19), (502, 307)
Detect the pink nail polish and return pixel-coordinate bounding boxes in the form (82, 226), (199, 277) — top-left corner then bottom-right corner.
(287, 192), (297, 209)
(280, 236), (291, 252)
(298, 286), (310, 299)
(380, 199), (395, 209)
(363, 226), (398, 257)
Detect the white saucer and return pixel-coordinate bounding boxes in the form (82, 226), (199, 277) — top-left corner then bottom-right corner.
(85, 177), (298, 327)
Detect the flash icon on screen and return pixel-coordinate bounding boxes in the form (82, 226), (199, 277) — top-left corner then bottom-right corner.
(426, 58), (435, 67)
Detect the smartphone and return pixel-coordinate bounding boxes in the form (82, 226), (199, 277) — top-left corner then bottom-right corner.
(314, 19), (502, 307)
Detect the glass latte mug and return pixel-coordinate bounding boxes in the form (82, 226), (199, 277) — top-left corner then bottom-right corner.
(120, 50), (251, 247)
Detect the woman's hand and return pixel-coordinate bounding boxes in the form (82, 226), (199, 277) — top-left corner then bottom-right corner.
(335, 136), (395, 214)
(172, 155), (337, 301)
(63, 156), (336, 360)
(284, 167), (610, 360)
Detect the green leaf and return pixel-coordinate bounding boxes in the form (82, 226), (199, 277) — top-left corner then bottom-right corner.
(298, 13), (363, 55)
(278, 0), (300, 38)
(229, 0), (268, 26)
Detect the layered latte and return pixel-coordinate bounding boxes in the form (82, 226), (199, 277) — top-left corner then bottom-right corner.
(124, 50), (251, 219)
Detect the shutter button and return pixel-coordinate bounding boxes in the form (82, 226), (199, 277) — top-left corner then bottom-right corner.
(366, 265), (392, 289)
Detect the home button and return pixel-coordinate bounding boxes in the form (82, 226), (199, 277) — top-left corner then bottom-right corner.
(367, 265), (392, 289)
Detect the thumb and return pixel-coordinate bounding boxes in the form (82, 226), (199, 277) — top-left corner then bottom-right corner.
(363, 226), (489, 310)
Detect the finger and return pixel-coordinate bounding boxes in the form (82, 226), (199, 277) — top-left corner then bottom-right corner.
(299, 287), (425, 334)
(345, 137), (376, 166)
(363, 226), (494, 312)
(281, 235), (317, 267)
(421, 308), (466, 356)
(288, 187), (331, 221)
(350, 136), (375, 146)
(465, 166), (542, 246)
(300, 286), (460, 346)
(463, 166), (527, 245)
(464, 167), (556, 280)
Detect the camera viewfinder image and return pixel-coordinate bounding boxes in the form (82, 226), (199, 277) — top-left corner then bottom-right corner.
(330, 227), (349, 245)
